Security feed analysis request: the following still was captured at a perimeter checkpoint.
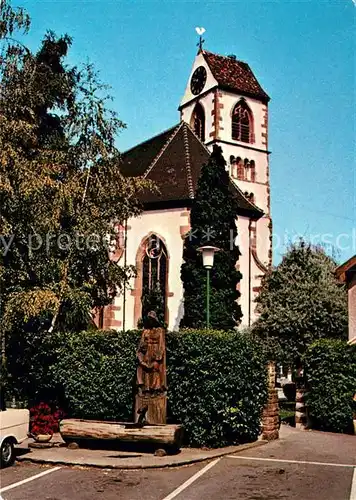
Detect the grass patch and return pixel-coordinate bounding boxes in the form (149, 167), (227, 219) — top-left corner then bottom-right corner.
(279, 404), (295, 427)
(280, 409), (295, 420)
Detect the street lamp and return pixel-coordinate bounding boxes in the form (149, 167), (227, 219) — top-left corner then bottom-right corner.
(198, 246), (220, 328)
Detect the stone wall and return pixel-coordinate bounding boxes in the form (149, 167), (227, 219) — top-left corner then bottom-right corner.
(295, 388), (307, 430)
(262, 362), (279, 440)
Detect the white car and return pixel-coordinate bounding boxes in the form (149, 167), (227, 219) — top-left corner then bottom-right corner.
(0, 408), (29, 467)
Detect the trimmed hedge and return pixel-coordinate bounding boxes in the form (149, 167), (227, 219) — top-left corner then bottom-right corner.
(7, 329), (268, 448)
(167, 330), (267, 447)
(51, 330), (140, 421)
(5, 329), (66, 403)
(304, 339), (356, 433)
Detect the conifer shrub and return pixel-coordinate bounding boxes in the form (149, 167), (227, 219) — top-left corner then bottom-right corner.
(180, 145), (243, 330)
(304, 339), (356, 433)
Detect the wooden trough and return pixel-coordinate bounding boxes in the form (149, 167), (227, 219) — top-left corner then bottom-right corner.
(59, 419), (184, 450)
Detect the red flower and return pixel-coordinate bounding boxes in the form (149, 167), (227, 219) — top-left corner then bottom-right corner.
(30, 402), (65, 435)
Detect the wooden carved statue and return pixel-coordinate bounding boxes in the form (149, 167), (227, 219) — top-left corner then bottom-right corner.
(135, 311), (167, 424)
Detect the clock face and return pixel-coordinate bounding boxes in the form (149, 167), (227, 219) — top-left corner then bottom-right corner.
(190, 66), (207, 95)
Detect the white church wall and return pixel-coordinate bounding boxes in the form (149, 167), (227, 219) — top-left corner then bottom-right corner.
(217, 91), (268, 151)
(257, 216), (272, 268)
(236, 215), (268, 327)
(237, 216), (252, 327)
(108, 207), (266, 331)
(221, 146), (269, 191)
(113, 208), (187, 332)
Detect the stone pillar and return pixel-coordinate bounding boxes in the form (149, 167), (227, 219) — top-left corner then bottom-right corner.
(295, 388), (307, 430)
(261, 361), (279, 440)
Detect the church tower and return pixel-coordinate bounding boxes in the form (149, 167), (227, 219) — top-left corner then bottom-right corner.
(179, 48), (272, 326)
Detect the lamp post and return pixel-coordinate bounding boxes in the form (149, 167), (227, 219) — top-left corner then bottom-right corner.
(198, 246), (220, 328)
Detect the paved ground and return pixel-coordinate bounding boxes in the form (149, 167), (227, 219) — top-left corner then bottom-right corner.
(1, 426), (355, 500)
(15, 433), (266, 469)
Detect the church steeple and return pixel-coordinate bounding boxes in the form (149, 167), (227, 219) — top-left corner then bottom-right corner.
(179, 49), (269, 149)
(179, 48), (272, 287)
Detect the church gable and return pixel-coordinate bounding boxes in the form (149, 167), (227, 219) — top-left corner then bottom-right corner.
(180, 51), (218, 108)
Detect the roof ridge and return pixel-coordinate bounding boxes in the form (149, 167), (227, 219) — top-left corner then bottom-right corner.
(202, 49), (247, 65)
(336, 254), (356, 278)
(143, 122), (184, 179)
(182, 123), (195, 199)
(182, 121), (212, 155)
(122, 123), (179, 156)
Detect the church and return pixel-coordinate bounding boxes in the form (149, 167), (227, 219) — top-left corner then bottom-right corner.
(99, 46), (272, 331)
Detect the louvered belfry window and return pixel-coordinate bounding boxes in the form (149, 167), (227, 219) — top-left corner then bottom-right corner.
(191, 103), (205, 142)
(232, 100), (253, 143)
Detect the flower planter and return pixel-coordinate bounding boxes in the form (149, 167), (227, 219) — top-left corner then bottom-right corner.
(29, 403), (65, 442)
(28, 432), (53, 443)
(34, 434), (52, 443)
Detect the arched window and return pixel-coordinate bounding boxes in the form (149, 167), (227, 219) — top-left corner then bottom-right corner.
(191, 103), (205, 142)
(230, 156), (257, 181)
(250, 160), (256, 182)
(232, 100), (254, 143)
(141, 234), (168, 323)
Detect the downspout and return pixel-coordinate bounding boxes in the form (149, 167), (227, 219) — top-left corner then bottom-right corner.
(248, 220), (252, 327)
(122, 220), (128, 332)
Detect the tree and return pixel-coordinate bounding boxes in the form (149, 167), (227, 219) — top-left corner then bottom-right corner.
(0, 0), (30, 49)
(253, 241), (348, 366)
(180, 145), (242, 330)
(0, 3), (148, 338)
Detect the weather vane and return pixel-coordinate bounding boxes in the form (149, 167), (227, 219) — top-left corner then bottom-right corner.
(195, 27), (206, 52)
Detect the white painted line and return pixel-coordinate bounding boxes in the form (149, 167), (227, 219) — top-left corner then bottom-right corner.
(349, 467), (356, 500)
(0, 466), (61, 493)
(227, 455), (356, 469)
(162, 458), (221, 500)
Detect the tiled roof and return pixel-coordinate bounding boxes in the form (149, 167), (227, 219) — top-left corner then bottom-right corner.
(336, 255), (356, 282)
(119, 125), (178, 178)
(120, 122), (263, 218)
(202, 51), (270, 102)
(230, 182), (264, 216)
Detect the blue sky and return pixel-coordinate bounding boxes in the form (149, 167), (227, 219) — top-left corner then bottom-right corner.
(21, 0), (355, 264)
